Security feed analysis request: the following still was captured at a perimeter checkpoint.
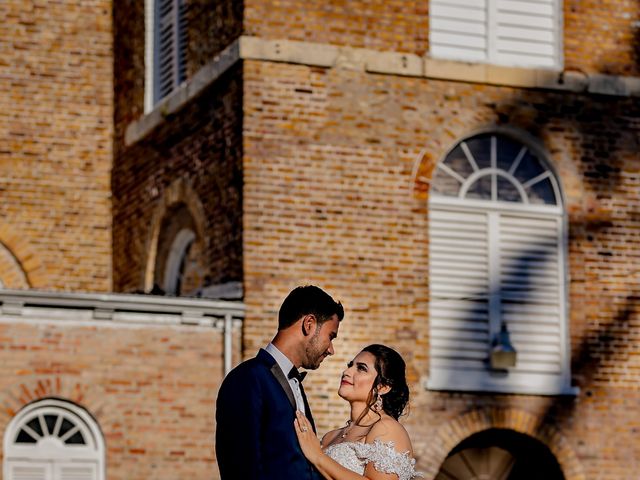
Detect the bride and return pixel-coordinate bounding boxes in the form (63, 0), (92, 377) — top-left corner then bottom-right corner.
(294, 344), (422, 480)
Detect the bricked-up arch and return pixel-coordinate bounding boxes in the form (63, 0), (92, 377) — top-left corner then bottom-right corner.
(143, 178), (208, 293)
(422, 408), (585, 480)
(0, 242), (29, 289)
(0, 223), (44, 288)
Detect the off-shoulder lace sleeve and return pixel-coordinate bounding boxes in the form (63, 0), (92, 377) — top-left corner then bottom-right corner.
(352, 439), (423, 480)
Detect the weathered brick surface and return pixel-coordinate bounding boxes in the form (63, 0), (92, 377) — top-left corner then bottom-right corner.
(0, 1), (113, 291)
(113, 0), (243, 149)
(242, 59), (640, 478)
(245, 0), (640, 76)
(6, 0), (638, 478)
(0, 320), (241, 480)
(245, 0), (430, 55)
(112, 66), (244, 293)
(564, 0), (640, 76)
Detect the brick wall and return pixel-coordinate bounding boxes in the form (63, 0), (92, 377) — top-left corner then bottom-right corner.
(112, 65), (244, 293)
(113, 0), (244, 293)
(242, 59), (640, 478)
(113, 0), (243, 149)
(244, 0), (640, 76)
(0, 1), (113, 291)
(0, 319), (241, 480)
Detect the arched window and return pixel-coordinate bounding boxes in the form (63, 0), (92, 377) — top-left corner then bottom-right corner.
(163, 227), (196, 295)
(428, 132), (573, 395)
(153, 203), (206, 296)
(4, 399), (104, 480)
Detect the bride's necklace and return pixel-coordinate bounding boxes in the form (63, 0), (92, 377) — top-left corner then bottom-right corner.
(340, 420), (353, 439)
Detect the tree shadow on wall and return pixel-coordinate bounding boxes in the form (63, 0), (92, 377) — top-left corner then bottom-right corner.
(435, 29), (640, 475)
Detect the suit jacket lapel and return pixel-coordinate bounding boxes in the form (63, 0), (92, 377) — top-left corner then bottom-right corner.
(270, 362), (297, 409)
(258, 349), (297, 410)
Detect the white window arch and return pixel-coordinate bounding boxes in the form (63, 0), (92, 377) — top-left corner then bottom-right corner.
(428, 131), (574, 395)
(163, 227), (196, 295)
(4, 399), (105, 480)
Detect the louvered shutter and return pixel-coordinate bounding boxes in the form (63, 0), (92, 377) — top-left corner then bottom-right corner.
(499, 214), (564, 377)
(8, 462), (50, 480)
(493, 0), (560, 68)
(429, 0), (561, 68)
(429, 208), (491, 377)
(155, 0), (188, 103)
(55, 463), (97, 480)
(429, 206), (569, 394)
(430, 0), (488, 62)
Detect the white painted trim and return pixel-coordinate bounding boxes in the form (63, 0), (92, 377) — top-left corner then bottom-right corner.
(426, 371), (579, 396)
(144, 0), (155, 113)
(0, 289), (245, 328)
(162, 228), (196, 294)
(4, 399), (105, 480)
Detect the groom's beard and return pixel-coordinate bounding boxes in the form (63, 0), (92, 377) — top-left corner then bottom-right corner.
(303, 331), (329, 369)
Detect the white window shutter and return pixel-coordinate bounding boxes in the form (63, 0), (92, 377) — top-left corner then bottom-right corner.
(493, 0), (561, 68)
(429, 0), (562, 68)
(55, 463), (97, 480)
(429, 208), (491, 374)
(428, 133), (572, 395)
(8, 462), (50, 480)
(429, 207), (570, 394)
(499, 214), (564, 375)
(430, 0), (488, 62)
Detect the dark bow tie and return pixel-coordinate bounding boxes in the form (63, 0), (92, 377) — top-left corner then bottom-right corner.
(288, 367), (307, 382)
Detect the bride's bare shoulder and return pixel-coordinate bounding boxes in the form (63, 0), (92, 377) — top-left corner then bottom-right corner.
(366, 417), (412, 453)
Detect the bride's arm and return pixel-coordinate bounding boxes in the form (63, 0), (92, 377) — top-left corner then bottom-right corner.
(295, 412), (376, 480)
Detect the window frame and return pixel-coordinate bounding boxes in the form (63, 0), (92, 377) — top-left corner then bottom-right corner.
(427, 129), (575, 396)
(3, 399), (105, 480)
(144, 0), (188, 112)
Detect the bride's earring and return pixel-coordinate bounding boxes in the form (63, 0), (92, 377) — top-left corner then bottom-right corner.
(373, 393), (383, 412)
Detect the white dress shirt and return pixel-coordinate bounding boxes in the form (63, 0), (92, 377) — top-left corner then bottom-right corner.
(264, 343), (306, 415)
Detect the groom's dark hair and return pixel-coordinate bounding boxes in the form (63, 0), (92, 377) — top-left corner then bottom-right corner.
(278, 285), (344, 330)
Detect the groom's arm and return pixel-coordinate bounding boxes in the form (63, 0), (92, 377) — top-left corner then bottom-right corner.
(215, 367), (264, 479)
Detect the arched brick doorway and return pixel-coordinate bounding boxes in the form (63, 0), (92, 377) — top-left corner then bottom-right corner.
(436, 428), (565, 480)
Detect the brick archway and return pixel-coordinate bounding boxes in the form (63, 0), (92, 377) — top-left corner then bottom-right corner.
(0, 378), (97, 423)
(142, 177), (208, 291)
(0, 223), (44, 289)
(420, 408), (585, 480)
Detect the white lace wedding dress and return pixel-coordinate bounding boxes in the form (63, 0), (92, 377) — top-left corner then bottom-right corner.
(324, 439), (423, 480)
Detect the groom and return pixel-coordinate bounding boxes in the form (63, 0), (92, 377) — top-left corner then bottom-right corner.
(215, 285), (344, 479)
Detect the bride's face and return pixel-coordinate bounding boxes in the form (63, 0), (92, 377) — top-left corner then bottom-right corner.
(338, 351), (378, 402)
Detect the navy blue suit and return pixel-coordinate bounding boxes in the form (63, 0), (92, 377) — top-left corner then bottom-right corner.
(215, 349), (322, 480)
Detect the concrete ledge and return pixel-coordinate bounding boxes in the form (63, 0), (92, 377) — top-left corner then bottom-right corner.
(239, 36), (339, 68)
(125, 39), (242, 146)
(125, 35), (640, 146)
(0, 288), (245, 327)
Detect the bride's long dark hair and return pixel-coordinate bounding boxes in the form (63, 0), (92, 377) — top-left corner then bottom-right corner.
(361, 344), (410, 421)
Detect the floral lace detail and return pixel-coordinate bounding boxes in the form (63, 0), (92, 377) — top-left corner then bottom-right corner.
(324, 439), (423, 480)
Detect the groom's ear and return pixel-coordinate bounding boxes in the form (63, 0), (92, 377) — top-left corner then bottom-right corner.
(301, 314), (316, 336)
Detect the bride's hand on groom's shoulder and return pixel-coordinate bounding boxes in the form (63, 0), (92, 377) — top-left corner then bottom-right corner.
(294, 411), (323, 464)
